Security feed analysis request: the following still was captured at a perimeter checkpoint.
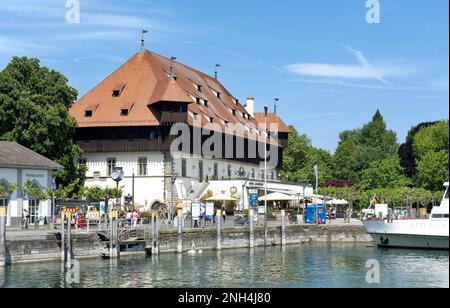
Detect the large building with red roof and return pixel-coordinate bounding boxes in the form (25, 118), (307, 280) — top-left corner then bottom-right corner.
(69, 49), (300, 211)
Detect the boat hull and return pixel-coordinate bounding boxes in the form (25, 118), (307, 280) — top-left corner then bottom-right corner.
(363, 220), (449, 250)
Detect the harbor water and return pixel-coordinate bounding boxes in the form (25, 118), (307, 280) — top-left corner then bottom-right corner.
(1, 243), (448, 288)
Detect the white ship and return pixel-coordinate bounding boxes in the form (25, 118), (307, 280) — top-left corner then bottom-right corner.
(362, 182), (449, 250)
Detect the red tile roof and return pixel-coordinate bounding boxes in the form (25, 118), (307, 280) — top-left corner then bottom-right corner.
(254, 113), (291, 133)
(69, 50), (290, 142)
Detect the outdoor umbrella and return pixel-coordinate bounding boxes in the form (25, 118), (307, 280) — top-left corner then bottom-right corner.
(326, 199), (349, 206)
(258, 192), (297, 202)
(206, 194), (237, 212)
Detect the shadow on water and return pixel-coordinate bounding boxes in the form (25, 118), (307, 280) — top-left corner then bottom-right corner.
(1, 243), (448, 288)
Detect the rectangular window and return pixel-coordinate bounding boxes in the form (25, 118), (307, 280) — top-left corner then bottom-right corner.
(93, 171), (101, 180)
(181, 158), (187, 177)
(107, 158), (116, 176)
(120, 109), (129, 116)
(227, 165), (232, 178)
(77, 158), (87, 167)
(0, 198), (7, 207)
(251, 169), (255, 179)
(138, 157), (147, 176)
(85, 110), (93, 117)
(112, 90), (121, 97)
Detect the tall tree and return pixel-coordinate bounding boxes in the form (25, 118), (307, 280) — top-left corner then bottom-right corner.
(0, 57), (85, 194)
(333, 110), (399, 185)
(280, 126), (333, 185)
(359, 156), (411, 191)
(413, 120), (449, 191)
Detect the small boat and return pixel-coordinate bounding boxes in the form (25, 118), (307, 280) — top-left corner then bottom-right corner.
(362, 182), (449, 250)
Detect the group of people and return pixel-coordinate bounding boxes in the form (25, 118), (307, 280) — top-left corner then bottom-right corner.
(192, 206), (227, 228)
(121, 210), (141, 228)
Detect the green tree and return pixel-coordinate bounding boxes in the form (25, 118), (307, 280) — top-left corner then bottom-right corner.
(280, 126), (333, 185)
(0, 57), (85, 195)
(0, 183), (17, 198)
(360, 156), (411, 190)
(333, 110), (399, 184)
(412, 120), (449, 191)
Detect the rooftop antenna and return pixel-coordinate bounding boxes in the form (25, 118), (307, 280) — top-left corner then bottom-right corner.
(169, 57), (177, 80)
(214, 64), (221, 80)
(140, 29), (148, 51)
(274, 98), (279, 114)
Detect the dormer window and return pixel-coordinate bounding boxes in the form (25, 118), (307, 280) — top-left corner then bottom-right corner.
(197, 84), (202, 92)
(217, 92), (221, 99)
(234, 98), (239, 105)
(85, 110), (93, 117)
(209, 117), (214, 123)
(204, 100), (209, 107)
(232, 109), (236, 116)
(196, 97), (201, 104)
(112, 83), (126, 97)
(120, 109), (129, 117)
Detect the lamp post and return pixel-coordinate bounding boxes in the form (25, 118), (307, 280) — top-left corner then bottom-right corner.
(50, 178), (56, 231)
(111, 167), (124, 210)
(264, 106), (268, 245)
(132, 168), (135, 210)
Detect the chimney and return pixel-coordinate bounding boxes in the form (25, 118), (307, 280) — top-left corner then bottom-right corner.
(245, 96), (255, 118)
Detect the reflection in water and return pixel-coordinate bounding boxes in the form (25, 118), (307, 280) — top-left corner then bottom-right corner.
(1, 244), (449, 288)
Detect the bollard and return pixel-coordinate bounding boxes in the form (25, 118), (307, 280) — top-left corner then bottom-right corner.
(281, 210), (286, 246)
(249, 209), (254, 249)
(0, 207), (6, 267)
(109, 211), (119, 259)
(216, 209), (222, 251)
(177, 210), (183, 254)
(67, 214), (72, 267)
(151, 211), (159, 256)
(61, 212), (65, 262)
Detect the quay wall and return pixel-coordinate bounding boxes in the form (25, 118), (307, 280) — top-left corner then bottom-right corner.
(4, 224), (372, 264)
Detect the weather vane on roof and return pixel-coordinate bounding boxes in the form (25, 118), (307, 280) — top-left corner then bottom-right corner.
(141, 29), (149, 51)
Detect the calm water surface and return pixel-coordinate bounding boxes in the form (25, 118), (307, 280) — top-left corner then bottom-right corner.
(1, 244), (448, 288)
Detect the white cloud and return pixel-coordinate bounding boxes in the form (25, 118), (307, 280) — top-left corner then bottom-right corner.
(289, 78), (430, 91)
(285, 46), (416, 84)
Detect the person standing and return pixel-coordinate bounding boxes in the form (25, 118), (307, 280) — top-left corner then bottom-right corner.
(131, 210), (139, 228)
(222, 207), (226, 223)
(22, 208), (29, 229)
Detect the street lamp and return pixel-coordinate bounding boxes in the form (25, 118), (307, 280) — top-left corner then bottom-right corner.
(111, 167), (124, 210)
(50, 178), (56, 231)
(264, 106), (268, 245)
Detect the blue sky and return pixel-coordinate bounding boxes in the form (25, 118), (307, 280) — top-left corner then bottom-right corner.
(0, 0), (448, 152)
